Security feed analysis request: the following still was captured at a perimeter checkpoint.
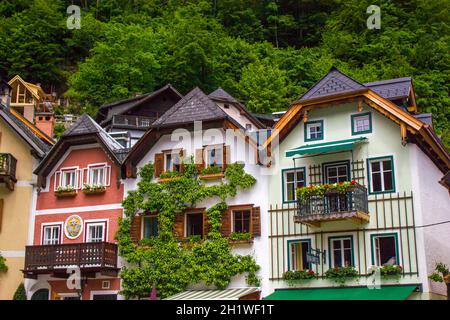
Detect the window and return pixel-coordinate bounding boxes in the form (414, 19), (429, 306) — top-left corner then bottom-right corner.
(143, 216), (158, 238)
(245, 124), (252, 131)
(165, 153), (173, 172)
(186, 213), (203, 237)
(233, 210), (251, 233)
(372, 234), (398, 266)
(205, 146), (223, 168)
(89, 166), (105, 185)
(352, 113), (372, 135)
(323, 162), (350, 184)
(61, 169), (76, 188)
(330, 236), (353, 268)
(86, 222), (105, 242)
(304, 120), (323, 141)
(283, 168), (306, 202)
(368, 157), (395, 193)
(289, 240), (311, 271)
(42, 225), (61, 245)
(164, 151), (181, 172)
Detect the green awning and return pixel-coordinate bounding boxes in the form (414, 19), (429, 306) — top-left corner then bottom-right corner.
(263, 285), (417, 300)
(286, 137), (367, 157)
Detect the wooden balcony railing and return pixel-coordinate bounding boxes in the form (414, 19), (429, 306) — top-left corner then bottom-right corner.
(23, 242), (118, 278)
(295, 183), (369, 226)
(112, 114), (156, 128)
(0, 153), (17, 190)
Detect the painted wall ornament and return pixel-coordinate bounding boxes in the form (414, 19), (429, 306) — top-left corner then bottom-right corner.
(64, 215), (83, 239)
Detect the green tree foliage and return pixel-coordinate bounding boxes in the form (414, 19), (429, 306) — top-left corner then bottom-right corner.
(0, 0), (448, 145)
(0, 254), (8, 273)
(117, 161), (260, 299)
(13, 283), (27, 300)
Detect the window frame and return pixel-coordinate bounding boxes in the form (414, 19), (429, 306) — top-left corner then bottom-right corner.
(328, 235), (355, 268)
(204, 144), (223, 169)
(367, 156), (396, 194)
(142, 215), (159, 239)
(185, 212), (204, 238)
(281, 167), (306, 203)
(84, 220), (107, 243)
(88, 164), (107, 186)
(304, 120), (324, 142)
(41, 223), (62, 245)
(287, 238), (312, 271)
(60, 167), (78, 189)
(232, 208), (252, 234)
(322, 161), (351, 184)
(370, 233), (400, 267)
(351, 112), (372, 135)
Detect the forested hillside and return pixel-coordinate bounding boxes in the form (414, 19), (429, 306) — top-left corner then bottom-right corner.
(0, 0), (448, 145)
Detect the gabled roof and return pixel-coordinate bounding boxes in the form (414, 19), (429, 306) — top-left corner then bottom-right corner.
(0, 104), (53, 158)
(8, 75), (45, 100)
(364, 77), (412, 100)
(96, 84), (183, 124)
(297, 67), (366, 101)
(152, 87), (230, 127)
(34, 114), (125, 185)
(208, 87), (238, 103)
(264, 67), (450, 174)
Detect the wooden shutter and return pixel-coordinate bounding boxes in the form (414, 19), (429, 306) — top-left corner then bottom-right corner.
(222, 145), (231, 171)
(179, 149), (185, 173)
(130, 215), (142, 243)
(252, 206), (261, 237)
(154, 153), (164, 177)
(0, 199), (3, 232)
(195, 148), (204, 172)
(203, 211), (210, 237)
(220, 209), (232, 237)
(173, 213), (185, 239)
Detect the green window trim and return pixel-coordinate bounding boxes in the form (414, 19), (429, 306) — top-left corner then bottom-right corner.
(351, 112), (372, 135)
(366, 156), (396, 195)
(281, 167), (306, 204)
(370, 233), (400, 266)
(322, 160), (351, 184)
(328, 235), (355, 268)
(287, 238), (312, 271)
(304, 120), (324, 142)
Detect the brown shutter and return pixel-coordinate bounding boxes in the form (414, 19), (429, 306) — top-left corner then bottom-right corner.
(220, 209), (232, 237)
(130, 215), (142, 243)
(252, 206), (261, 237)
(0, 199), (3, 232)
(195, 148), (204, 173)
(222, 145), (231, 171)
(154, 153), (164, 177)
(203, 211), (210, 237)
(179, 149), (185, 173)
(173, 213), (185, 239)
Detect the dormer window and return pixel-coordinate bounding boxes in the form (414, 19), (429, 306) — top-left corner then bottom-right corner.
(61, 169), (76, 188)
(304, 120), (323, 141)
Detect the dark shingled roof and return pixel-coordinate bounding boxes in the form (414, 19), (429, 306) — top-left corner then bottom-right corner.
(364, 77), (412, 100)
(0, 103), (53, 157)
(152, 87), (229, 127)
(298, 67), (365, 101)
(208, 87), (238, 103)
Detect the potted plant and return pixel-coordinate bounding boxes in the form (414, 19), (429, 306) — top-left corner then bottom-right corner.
(324, 266), (359, 285)
(82, 183), (106, 194)
(158, 171), (182, 182)
(229, 232), (253, 244)
(199, 166), (224, 180)
(55, 185), (76, 197)
(428, 262), (450, 300)
(283, 269), (316, 286)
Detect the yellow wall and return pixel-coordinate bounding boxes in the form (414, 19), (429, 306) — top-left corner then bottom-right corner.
(0, 118), (35, 299)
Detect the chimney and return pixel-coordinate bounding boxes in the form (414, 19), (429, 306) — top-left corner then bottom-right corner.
(35, 112), (55, 138)
(0, 79), (12, 108)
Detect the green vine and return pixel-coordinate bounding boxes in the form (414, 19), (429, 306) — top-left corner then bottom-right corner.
(117, 160), (260, 299)
(0, 254), (8, 273)
(428, 262), (449, 283)
(201, 166), (222, 175)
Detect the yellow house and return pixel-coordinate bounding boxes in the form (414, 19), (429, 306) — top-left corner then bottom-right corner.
(0, 79), (53, 300)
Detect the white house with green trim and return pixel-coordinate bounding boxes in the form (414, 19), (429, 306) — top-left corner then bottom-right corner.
(262, 68), (450, 300)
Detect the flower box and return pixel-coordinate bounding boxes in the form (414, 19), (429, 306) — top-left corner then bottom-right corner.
(158, 177), (182, 183)
(55, 190), (77, 198)
(199, 173), (224, 181)
(82, 187), (106, 194)
(228, 239), (254, 245)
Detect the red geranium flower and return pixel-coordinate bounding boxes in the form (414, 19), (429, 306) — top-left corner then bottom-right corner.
(350, 180), (356, 185)
(339, 181), (344, 185)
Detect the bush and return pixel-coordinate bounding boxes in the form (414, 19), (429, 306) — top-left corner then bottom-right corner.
(229, 232), (252, 241)
(283, 270), (316, 281)
(324, 266), (359, 285)
(201, 166), (222, 175)
(380, 265), (402, 277)
(13, 283), (27, 300)
(0, 254), (7, 273)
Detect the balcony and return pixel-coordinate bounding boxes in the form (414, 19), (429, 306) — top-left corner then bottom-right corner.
(23, 242), (119, 279)
(111, 114), (156, 129)
(0, 153), (17, 190)
(295, 183), (369, 227)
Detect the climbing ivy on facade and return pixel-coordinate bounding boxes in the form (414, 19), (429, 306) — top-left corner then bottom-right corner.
(116, 160), (260, 299)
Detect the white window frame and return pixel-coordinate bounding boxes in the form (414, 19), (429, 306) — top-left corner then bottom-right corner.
(368, 157), (394, 193)
(283, 168), (306, 202)
(57, 166), (79, 190)
(84, 163), (111, 187)
(305, 121), (324, 140)
(84, 220), (107, 243)
(41, 223), (63, 245)
(330, 237), (353, 268)
(204, 144), (223, 168)
(289, 240), (311, 271)
(353, 114), (371, 133)
(325, 163), (349, 184)
(88, 164), (107, 186)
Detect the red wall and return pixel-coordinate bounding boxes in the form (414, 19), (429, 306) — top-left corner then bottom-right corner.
(36, 147), (124, 211)
(49, 278), (121, 300)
